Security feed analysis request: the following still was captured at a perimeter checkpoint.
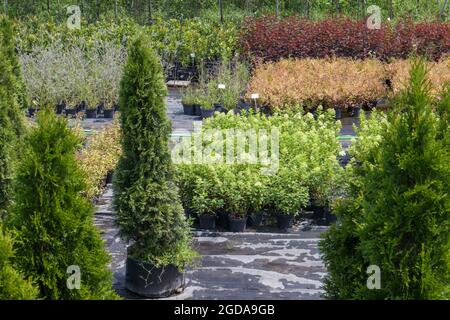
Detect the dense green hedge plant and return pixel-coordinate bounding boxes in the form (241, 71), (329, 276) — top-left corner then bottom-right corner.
(113, 34), (196, 269)
(0, 225), (38, 300)
(320, 60), (450, 299)
(8, 109), (118, 300)
(0, 15), (26, 219)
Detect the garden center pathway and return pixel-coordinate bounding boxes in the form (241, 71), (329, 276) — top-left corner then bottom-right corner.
(95, 185), (328, 300)
(90, 87), (358, 299)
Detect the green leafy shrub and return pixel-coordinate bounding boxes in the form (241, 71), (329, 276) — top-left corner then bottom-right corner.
(0, 225), (38, 300)
(78, 120), (122, 199)
(8, 109), (118, 300)
(113, 34), (196, 269)
(320, 111), (389, 299)
(176, 109), (342, 222)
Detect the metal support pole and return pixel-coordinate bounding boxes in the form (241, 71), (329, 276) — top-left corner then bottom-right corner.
(219, 0), (223, 23)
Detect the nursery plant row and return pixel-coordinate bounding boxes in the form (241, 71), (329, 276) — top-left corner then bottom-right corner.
(240, 17), (450, 62)
(14, 16), (450, 82)
(246, 57), (450, 112)
(181, 57), (450, 117)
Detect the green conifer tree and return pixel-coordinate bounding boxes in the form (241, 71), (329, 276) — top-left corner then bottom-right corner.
(0, 15), (25, 219)
(0, 224), (38, 300)
(113, 34), (195, 268)
(8, 109), (118, 300)
(321, 60), (449, 299)
(359, 59), (450, 299)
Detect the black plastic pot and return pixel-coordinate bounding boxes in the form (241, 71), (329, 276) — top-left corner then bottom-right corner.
(276, 214), (294, 230)
(77, 101), (87, 112)
(125, 257), (185, 298)
(103, 109), (115, 119)
(325, 209), (337, 224)
(106, 171), (114, 184)
(201, 108), (215, 119)
(85, 109), (98, 119)
(238, 101), (251, 113)
(228, 218), (247, 233)
(312, 205), (325, 221)
(65, 108), (77, 117)
(182, 103), (195, 116)
(213, 103), (224, 113)
(55, 104), (65, 115)
(248, 213), (264, 227)
(199, 215), (216, 230)
(352, 106), (361, 118)
(97, 103), (105, 115)
(193, 104), (202, 116)
(216, 212), (229, 228)
(28, 108), (36, 117)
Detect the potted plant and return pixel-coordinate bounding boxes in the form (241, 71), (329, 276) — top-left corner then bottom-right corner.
(113, 35), (197, 298)
(191, 188), (223, 230)
(270, 170), (309, 230)
(247, 177), (268, 228)
(220, 169), (249, 233)
(199, 94), (215, 119)
(181, 86), (196, 116)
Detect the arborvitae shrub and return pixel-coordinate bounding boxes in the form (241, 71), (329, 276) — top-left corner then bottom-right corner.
(0, 225), (38, 300)
(8, 109), (118, 300)
(359, 60), (449, 299)
(320, 60), (450, 299)
(320, 111), (389, 299)
(0, 15), (25, 218)
(114, 34), (196, 269)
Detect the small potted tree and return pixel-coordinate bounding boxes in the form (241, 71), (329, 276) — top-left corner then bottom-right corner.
(114, 35), (197, 298)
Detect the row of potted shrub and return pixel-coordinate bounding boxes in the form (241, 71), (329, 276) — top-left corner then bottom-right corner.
(20, 40), (126, 118)
(246, 57), (450, 113)
(28, 102), (119, 119)
(239, 16), (450, 62)
(181, 58), (251, 119)
(176, 109), (343, 232)
(77, 120), (122, 200)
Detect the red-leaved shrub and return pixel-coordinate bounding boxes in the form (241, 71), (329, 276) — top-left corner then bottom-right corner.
(239, 16), (450, 62)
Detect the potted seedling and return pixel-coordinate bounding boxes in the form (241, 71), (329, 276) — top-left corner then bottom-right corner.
(181, 86), (196, 115)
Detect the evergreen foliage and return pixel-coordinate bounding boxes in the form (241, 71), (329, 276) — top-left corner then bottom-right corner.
(320, 59), (450, 299)
(113, 34), (196, 269)
(8, 109), (118, 300)
(0, 15), (25, 219)
(0, 224), (38, 300)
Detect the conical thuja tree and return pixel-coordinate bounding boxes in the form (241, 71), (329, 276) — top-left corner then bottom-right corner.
(0, 15), (25, 218)
(359, 59), (450, 299)
(114, 34), (195, 268)
(8, 109), (118, 300)
(0, 224), (38, 300)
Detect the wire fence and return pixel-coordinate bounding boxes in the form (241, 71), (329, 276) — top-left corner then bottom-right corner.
(2, 0), (449, 23)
